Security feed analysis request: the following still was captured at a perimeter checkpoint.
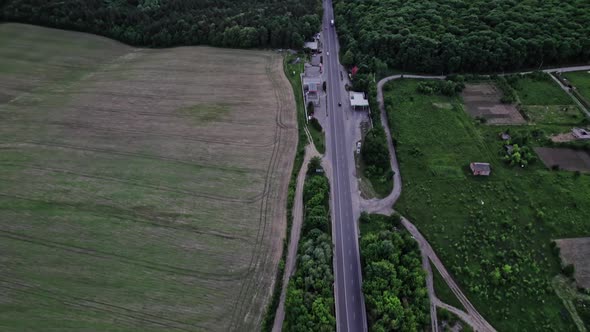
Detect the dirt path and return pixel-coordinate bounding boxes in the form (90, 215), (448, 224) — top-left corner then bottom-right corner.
(272, 142), (320, 332)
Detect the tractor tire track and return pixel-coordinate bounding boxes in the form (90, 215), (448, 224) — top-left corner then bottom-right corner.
(228, 54), (295, 331)
(0, 162), (263, 204)
(0, 279), (200, 331)
(0, 140), (261, 175)
(0, 230), (247, 281)
(0, 192), (250, 243)
(0, 120), (277, 148)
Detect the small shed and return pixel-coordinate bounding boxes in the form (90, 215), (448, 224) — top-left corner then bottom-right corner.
(500, 132), (511, 141)
(572, 128), (590, 140)
(470, 162), (491, 176)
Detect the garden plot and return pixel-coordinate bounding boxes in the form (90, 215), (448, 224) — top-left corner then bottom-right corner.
(462, 83), (526, 124)
(555, 238), (590, 289)
(535, 147), (590, 172)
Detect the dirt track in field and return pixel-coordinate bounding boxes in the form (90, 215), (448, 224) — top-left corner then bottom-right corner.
(0, 23), (296, 331)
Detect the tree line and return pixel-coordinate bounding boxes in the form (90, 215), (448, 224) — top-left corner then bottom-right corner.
(359, 213), (430, 331)
(334, 0), (590, 74)
(0, 0), (321, 48)
(284, 159), (335, 332)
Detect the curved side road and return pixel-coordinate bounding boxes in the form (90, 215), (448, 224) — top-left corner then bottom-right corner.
(272, 142), (320, 332)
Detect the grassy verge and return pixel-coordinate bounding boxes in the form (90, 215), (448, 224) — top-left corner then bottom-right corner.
(308, 119), (326, 154)
(261, 53), (309, 332)
(386, 78), (590, 331)
(510, 73), (573, 106)
(359, 213), (430, 330)
(431, 262), (465, 311)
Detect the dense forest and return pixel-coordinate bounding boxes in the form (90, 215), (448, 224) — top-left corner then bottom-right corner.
(334, 0), (590, 74)
(284, 160), (335, 332)
(360, 213), (429, 331)
(0, 0), (321, 48)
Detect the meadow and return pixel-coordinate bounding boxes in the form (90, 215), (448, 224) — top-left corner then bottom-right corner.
(0, 23), (297, 331)
(385, 78), (590, 331)
(564, 71), (590, 103)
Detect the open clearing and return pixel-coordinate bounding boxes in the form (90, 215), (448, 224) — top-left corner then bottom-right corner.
(386, 79), (590, 331)
(461, 83), (526, 124)
(0, 23), (296, 331)
(555, 238), (590, 289)
(535, 148), (590, 172)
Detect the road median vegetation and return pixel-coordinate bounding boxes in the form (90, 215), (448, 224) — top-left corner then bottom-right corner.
(359, 213), (430, 331)
(284, 163), (335, 331)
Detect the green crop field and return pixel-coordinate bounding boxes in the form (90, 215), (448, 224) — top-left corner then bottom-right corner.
(564, 71), (590, 101)
(511, 75), (574, 106)
(385, 79), (590, 331)
(509, 74), (584, 125)
(0, 23), (297, 331)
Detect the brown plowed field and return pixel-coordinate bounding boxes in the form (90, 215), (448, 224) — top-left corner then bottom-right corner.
(462, 83), (526, 125)
(555, 238), (590, 289)
(0, 23), (296, 331)
(535, 147), (590, 172)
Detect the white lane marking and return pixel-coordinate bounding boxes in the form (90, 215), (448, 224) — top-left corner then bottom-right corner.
(326, 24), (352, 332)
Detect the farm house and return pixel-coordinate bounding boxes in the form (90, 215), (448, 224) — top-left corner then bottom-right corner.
(470, 162), (491, 176)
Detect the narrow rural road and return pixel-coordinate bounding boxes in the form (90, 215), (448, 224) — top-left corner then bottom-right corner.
(360, 75), (443, 214)
(272, 143), (319, 332)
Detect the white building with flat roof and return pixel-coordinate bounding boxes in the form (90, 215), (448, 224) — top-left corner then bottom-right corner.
(349, 91), (369, 111)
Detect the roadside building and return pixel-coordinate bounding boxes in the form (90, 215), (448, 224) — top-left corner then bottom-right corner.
(470, 162), (491, 176)
(303, 64), (322, 107)
(304, 40), (318, 53)
(572, 128), (590, 140)
(349, 91), (369, 111)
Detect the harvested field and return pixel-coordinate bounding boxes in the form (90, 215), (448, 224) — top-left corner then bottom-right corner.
(555, 238), (590, 289)
(0, 23), (297, 331)
(535, 147), (590, 172)
(461, 83), (526, 124)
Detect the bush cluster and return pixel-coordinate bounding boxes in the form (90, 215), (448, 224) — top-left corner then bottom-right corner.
(284, 169), (335, 331)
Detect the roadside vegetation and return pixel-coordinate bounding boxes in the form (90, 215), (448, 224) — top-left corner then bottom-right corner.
(1, 0), (322, 49)
(360, 125), (393, 197)
(359, 213), (429, 331)
(385, 78), (590, 331)
(284, 164), (335, 331)
(333, 0), (590, 74)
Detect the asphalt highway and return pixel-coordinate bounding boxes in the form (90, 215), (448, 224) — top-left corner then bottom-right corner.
(322, 0), (367, 331)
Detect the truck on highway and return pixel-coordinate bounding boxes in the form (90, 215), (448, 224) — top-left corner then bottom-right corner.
(330, 19), (334, 26)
